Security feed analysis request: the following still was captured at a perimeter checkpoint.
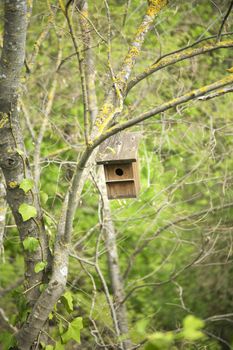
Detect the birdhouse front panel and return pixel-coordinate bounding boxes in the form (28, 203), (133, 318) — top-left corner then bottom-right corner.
(104, 163), (134, 181)
(104, 162), (139, 199)
(96, 132), (141, 200)
(106, 179), (136, 199)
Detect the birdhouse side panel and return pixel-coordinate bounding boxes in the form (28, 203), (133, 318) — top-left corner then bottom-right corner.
(132, 161), (140, 196)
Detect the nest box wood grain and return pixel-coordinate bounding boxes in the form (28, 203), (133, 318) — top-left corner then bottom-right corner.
(96, 132), (141, 199)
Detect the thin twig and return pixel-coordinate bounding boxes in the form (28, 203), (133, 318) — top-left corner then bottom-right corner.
(217, 1), (233, 42)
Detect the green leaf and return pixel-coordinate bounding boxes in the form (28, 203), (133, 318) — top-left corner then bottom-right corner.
(23, 237), (39, 253)
(0, 332), (16, 350)
(61, 291), (73, 312)
(182, 315), (205, 341)
(145, 332), (174, 350)
(45, 345), (53, 350)
(54, 341), (64, 350)
(61, 317), (83, 344)
(58, 320), (64, 335)
(34, 261), (47, 273)
(40, 191), (48, 205)
(19, 203), (37, 221)
(19, 179), (34, 193)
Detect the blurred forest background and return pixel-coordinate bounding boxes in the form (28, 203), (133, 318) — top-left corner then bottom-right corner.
(0, 0), (233, 349)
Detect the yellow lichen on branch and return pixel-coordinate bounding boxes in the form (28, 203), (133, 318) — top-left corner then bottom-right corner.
(147, 0), (167, 17)
(0, 113), (8, 129)
(94, 103), (114, 133)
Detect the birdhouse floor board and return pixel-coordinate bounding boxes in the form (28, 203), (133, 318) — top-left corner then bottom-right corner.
(106, 179), (134, 183)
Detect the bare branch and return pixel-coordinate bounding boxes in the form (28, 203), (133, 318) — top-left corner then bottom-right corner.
(197, 84), (233, 100)
(94, 73), (233, 145)
(121, 250), (203, 304)
(92, 0), (168, 137)
(78, 1), (98, 125)
(64, 2), (90, 144)
(217, 1), (233, 42)
(124, 201), (233, 279)
(0, 308), (17, 333)
(127, 39), (233, 92)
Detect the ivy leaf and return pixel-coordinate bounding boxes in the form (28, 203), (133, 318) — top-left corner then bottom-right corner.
(182, 315), (205, 341)
(54, 341), (64, 350)
(19, 203), (37, 221)
(40, 191), (48, 205)
(61, 291), (73, 313)
(145, 332), (174, 350)
(34, 261), (47, 273)
(19, 179), (34, 193)
(45, 346), (53, 350)
(23, 237), (39, 253)
(58, 320), (64, 335)
(61, 317), (83, 344)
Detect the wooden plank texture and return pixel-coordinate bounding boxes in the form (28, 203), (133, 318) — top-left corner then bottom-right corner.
(96, 132), (141, 164)
(104, 163), (134, 181)
(106, 181), (137, 199)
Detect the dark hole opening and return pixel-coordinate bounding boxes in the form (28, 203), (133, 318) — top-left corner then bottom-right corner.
(7, 158), (15, 166)
(115, 168), (124, 176)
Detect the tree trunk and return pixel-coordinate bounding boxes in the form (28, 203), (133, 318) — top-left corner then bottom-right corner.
(99, 168), (132, 350)
(0, 171), (6, 261)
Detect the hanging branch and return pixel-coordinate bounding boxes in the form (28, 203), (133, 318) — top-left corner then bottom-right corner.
(63, 1), (90, 144)
(217, 0), (233, 42)
(77, 0), (98, 125)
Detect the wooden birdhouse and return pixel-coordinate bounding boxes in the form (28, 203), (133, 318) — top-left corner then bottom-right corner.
(96, 132), (141, 200)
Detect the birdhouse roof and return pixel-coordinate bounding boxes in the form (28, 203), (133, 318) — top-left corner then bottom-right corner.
(96, 132), (141, 165)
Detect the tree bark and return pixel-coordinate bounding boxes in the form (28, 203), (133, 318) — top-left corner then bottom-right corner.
(0, 0), (48, 308)
(0, 171), (6, 261)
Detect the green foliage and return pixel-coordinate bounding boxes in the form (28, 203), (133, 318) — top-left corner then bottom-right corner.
(23, 237), (39, 253)
(11, 289), (31, 324)
(61, 291), (74, 313)
(145, 315), (205, 349)
(0, 332), (16, 350)
(1, 1), (233, 349)
(18, 203), (37, 221)
(40, 190), (49, 205)
(146, 332), (175, 350)
(19, 178), (34, 193)
(181, 315), (205, 341)
(61, 317), (83, 344)
(34, 261), (47, 273)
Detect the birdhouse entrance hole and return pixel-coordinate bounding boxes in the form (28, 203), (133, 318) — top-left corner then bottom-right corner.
(115, 168), (124, 176)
